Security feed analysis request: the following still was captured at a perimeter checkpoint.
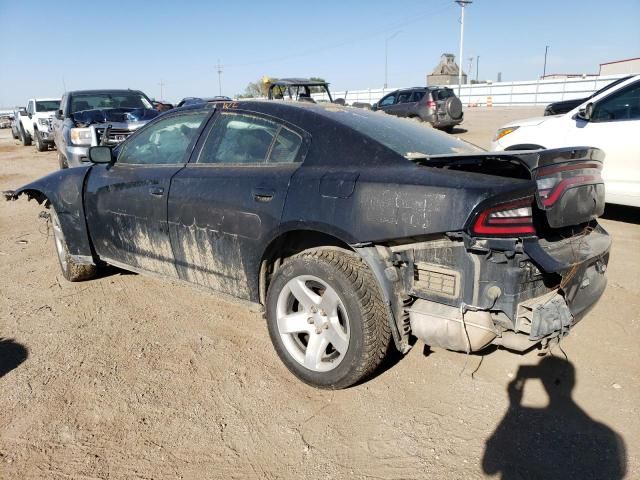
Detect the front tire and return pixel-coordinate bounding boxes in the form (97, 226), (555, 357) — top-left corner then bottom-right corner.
(34, 129), (47, 152)
(50, 208), (97, 282)
(266, 249), (391, 389)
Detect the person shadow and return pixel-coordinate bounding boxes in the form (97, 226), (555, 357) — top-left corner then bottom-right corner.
(0, 338), (28, 378)
(482, 356), (626, 480)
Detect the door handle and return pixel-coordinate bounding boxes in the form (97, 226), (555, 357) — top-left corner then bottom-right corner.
(253, 187), (275, 202)
(149, 186), (164, 196)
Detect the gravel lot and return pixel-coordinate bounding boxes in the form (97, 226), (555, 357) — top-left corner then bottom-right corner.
(1, 107), (638, 479)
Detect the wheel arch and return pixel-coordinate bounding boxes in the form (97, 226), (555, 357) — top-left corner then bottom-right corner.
(258, 228), (355, 305)
(4, 167), (97, 265)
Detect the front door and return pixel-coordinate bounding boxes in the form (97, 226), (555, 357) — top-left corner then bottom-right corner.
(168, 110), (308, 301)
(85, 111), (210, 276)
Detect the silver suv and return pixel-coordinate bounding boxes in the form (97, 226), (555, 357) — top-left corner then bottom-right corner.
(372, 86), (463, 132)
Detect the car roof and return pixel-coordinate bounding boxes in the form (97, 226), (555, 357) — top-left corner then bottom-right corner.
(67, 89), (146, 95)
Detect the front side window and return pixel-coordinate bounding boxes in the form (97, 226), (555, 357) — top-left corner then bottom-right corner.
(36, 100), (60, 112)
(379, 94), (397, 107)
(592, 82), (640, 122)
(118, 113), (208, 165)
(197, 113), (302, 165)
(396, 91), (413, 104)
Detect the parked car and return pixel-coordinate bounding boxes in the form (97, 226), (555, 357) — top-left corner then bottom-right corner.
(52, 89), (159, 169)
(372, 86), (463, 132)
(176, 96), (231, 107)
(17, 98), (60, 151)
(5, 101), (609, 389)
(10, 107), (25, 139)
(492, 75), (640, 207)
(544, 75), (632, 116)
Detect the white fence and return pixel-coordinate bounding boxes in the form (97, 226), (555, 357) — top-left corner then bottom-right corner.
(312, 74), (629, 107)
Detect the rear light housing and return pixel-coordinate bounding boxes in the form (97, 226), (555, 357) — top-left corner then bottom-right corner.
(470, 197), (536, 236)
(535, 162), (602, 208)
(425, 93), (436, 109)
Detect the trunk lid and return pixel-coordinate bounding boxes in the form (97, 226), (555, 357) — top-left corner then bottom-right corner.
(410, 146), (605, 229)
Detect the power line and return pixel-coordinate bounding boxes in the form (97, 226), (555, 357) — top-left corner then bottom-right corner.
(220, 1), (454, 70)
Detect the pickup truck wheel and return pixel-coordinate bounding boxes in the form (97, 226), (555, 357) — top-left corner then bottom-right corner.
(19, 126), (32, 146)
(50, 208), (97, 282)
(11, 128), (18, 139)
(266, 249), (390, 389)
(58, 152), (69, 169)
(34, 130), (47, 152)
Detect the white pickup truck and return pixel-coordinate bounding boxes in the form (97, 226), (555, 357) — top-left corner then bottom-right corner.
(18, 98), (61, 151)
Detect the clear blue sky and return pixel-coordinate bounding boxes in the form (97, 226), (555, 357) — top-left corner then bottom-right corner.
(1, 0), (638, 106)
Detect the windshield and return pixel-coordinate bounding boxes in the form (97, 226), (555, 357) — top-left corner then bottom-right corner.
(328, 108), (481, 156)
(70, 92), (153, 113)
(36, 100), (60, 112)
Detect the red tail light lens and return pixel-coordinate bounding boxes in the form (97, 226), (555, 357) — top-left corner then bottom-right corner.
(426, 99), (436, 109)
(471, 198), (536, 236)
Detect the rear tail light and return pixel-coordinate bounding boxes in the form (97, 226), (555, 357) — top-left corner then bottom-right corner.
(535, 162), (602, 207)
(425, 94), (436, 109)
(471, 197), (536, 236)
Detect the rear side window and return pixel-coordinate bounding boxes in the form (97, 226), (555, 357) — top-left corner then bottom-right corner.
(197, 113), (302, 164)
(410, 91), (426, 102)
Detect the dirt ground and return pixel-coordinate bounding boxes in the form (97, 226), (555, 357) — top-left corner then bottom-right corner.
(1, 108), (638, 479)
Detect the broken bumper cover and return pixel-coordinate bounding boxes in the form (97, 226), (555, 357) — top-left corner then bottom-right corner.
(408, 253), (608, 353)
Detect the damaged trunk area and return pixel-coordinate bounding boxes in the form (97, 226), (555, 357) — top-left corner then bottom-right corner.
(388, 147), (609, 353)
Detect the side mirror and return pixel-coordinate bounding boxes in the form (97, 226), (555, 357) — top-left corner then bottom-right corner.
(577, 102), (594, 121)
(88, 146), (114, 164)
(55, 109), (63, 119)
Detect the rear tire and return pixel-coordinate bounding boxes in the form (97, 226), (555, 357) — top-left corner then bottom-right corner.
(11, 128), (18, 139)
(50, 208), (97, 282)
(19, 126), (32, 146)
(34, 129), (47, 152)
(266, 249), (391, 389)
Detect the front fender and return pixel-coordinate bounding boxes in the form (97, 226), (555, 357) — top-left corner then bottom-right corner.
(3, 166), (95, 264)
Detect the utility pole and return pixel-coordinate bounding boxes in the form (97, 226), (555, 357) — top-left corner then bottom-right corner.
(384, 31), (401, 89)
(158, 79), (165, 101)
(217, 59), (223, 96)
(542, 45), (549, 79)
(456, 1), (472, 96)
(476, 55), (479, 82)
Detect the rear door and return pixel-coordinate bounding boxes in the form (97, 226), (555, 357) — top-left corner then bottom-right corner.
(565, 80), (640, 206)
(85, 111), (209, 276)
(168, 109), (309, 301)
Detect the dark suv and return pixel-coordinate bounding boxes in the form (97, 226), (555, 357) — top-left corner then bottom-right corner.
(372, 86), (463, 132)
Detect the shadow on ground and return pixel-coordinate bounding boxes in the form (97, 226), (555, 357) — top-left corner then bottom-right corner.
(602, 204), (640, 225)
(0, 338), (28, 378)
(482, 356), (626, 479)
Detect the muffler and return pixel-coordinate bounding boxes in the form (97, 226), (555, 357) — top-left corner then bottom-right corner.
(408, 299), (497, 353)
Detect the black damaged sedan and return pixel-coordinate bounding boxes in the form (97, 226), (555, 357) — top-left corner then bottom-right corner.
(5, 101), (610, 388)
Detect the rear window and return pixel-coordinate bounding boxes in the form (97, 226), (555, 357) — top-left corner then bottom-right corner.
(432, 88), (455, 101)
(326, 108), (480, 156)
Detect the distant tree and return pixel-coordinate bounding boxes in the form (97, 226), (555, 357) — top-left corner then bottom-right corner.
(309, 77), (328, 93)
(238, 76), (278, 98)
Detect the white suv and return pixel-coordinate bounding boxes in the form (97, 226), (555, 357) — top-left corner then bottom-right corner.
(491, 75), (640, 208)
(18, 98), (61, 151)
